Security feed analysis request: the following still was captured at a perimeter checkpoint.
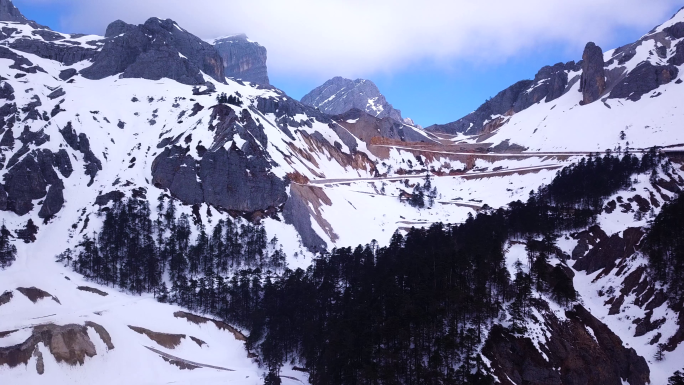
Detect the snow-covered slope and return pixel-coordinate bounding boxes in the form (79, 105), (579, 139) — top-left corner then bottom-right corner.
(430, 7), (684, 154)
(2, 0), (684, 383)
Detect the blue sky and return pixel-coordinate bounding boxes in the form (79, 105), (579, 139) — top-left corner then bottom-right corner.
(14, 0), (684, 127)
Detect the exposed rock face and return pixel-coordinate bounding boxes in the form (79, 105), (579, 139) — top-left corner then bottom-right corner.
(152, 104), (288, 214)
(174, 311), (247, 341)
(483, 302), (650, 385)
(609, 62), (679, 101)
(213, 34), (269, 85)
(0, 0), (26, 23)
(283, 183), (330, 253)
(81, 18), (225, 85)
(0, 322), (111, 372)
(0, 23), (98, 66)
(2, 149), (64, 216)
(59, 122), (101, 186)
(428, 61), (579, 134)
(301, 77), (403, 121)
(0, 0), (45, 29)
(579, 42), (606, 105)
(573, 227), (644, 274)
(128, 325), (185, 349)
(333, 108), (435, 144)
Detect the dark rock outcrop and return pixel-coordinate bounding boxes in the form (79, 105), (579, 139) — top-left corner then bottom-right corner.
(574, 227), (644, 274)
(3, 149), (62, 215)
(8, 39), (96, 66)
(152, 146), (203, 205)
(609, 62), (678, 101)
(579, 42), (606, 105)
(664, 21), (684, 39)
(0, 0), (27, 23)
(94, 191), (125, 206)
(38, 180), (64, 219)
(256, 95), (329, 137)
(333, 108), (436, 144)
(59, 122), (101, 186)
(669, 40), (684, 66)
(483, 303), (650, 385)
(0, 82), (14, 100)
(81, 18), (225, 85)
(0, 0), (45, 29)
(152, 105), (287, 214)
(213, 34), (269, 85)
(59, 68), (77, 81)
(0, 46), (44, 73)
(301, 77), (403, 121)
(283, 184), (328, 253)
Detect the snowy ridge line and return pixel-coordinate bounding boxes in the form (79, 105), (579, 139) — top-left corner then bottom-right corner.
(144, 345), (235, 371)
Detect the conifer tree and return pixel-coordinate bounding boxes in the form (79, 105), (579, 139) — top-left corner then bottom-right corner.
(0, 224), (17, 269)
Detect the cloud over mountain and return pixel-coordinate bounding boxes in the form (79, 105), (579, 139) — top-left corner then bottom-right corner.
(19, 0), (682, 79)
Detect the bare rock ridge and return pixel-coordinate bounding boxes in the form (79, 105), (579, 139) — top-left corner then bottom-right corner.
(579, 42), (606, 105)
(427, 61), (579, 134)
(484, 303), (650, 385)
(151, 103), (288, 215)
(0, 322), (112, 374)
(212, 34), (270, 85)
(0, 0), (45, 29)
(301, 77), (403, 122)
(428, 11), (684, 135)
(81, 18), (225, 86)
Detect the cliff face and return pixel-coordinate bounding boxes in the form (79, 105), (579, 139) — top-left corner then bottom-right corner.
(428, 13), (684, 135)
(212, 34), (270, 85)
(484, 303), (650, 385)
(81, 18), (225, 85)
(301, 77), (403, 121)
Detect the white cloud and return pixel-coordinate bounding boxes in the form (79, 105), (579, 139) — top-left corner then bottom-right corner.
(26, 0), (684, 79)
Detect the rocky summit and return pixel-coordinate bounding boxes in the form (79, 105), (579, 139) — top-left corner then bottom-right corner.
(212, 34), (270, 85)
(301, 76), (403, 121)
(1, 1), (684, 385)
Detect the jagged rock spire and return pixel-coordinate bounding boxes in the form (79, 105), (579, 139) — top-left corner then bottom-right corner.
(579, 42), (606, 105)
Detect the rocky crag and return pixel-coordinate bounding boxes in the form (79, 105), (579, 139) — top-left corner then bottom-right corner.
(301, 76), (403, 122)
(212, 34), (270, 85)
(428, 12), (683, 135)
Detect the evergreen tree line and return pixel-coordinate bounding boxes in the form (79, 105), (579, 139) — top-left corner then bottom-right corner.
(216, 92), (243, 107)
(246, 150), (660, 384)
(404, 173), (438, 209)
(642, 190), (684, 303)
(58, 150), (661, 385)
(58, 196), (286, 305)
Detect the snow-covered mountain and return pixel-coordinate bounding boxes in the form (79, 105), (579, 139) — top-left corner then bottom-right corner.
(429, 7), (684, 152)
(301, 76), (404, 122)
(1, 0), (684, 383)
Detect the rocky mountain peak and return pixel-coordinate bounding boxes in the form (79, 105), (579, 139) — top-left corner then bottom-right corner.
(81, 17), (225, 85)
(0, 0), (27, 23)
(0, 0), (47, 29)
(301, 76), (403, 122)
(212, 34), (270, 85)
